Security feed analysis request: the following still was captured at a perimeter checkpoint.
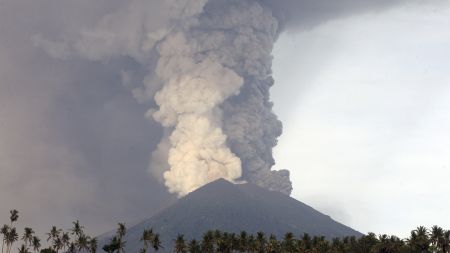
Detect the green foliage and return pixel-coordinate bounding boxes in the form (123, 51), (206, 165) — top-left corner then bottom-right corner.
(39, 248), (56, 253)
(174, 227), (450, 253)
(2, 210), (450, 253)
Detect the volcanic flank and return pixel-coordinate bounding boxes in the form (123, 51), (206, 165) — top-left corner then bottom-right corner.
(100, 179), (362, 252)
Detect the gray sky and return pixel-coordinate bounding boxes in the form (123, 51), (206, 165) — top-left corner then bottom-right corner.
(0, 0), (174, 237)
(272, 2), (450, 237)
(0, 0), (449, 241)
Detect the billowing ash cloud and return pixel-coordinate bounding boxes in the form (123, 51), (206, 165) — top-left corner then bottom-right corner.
(152, 0), (295, 196)
(150, 0), (291, 196)
(34, 0), (414, 197)
(35, 0), (292, 196)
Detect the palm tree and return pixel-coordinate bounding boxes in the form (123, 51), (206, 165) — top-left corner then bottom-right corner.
(247, 234), (256, 253)
(116, 237), (126, 253)
(431, 225), (445, 252)
(230, 233), (239, 252)
(301, 233), (312, 251)
(151, 234), (162, 252)
(18, 244), (30, 253)
(216, 234), (226, 253)
(140, 229), (154, 253)
(47, 227), (61, 243)
(31, 236), (40, 253)
(255, 232), (266, 253)
(61, 232), (71, 251)
(200, 231), (214, 253)
(408, 226), (430, 253)
(238, 231), (248, 252)
(71, 221), (84, 237)
(116, 223), (126, 240)
(40, 248), (56, 253)
(265, 234), (279, 253)
(105, 236), (125, 253)
(6, 227), (18, 253)
(107, 224), (126, 253)
(354, 232), (377, 253)
(1, 225), (10, 253)
(6, 210), (18, 253)
(68, 243), (76, 253)
(102, 242), (112, 253)
(331, 237), (343, 252)
(187, 240), (200, 253)
(22, 228), (34, 246)
(52, 236), (64, 253)
(75, 234), (90, 253)
(281, 232), (295, 253)
(89, 237), (98, 253)
(372, 234), (389, 253)
(442, 230), (450, 253)
(174, 235), (187, 253)
(102, 237), (118, 253)
(371, 235), (405, 253)
(311, 235), (326, 249)
(223, 233), (234, 253)
(313, 236), (330, 253)
(9, 210), (19, 225)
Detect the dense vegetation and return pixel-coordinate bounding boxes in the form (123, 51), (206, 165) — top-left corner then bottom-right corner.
(2, 210), (449, 253)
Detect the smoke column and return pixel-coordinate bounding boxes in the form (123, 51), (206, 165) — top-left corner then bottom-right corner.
(35, 0), (293, 197)
(149, 0), (292, 196)
(141, 0), (408, 196)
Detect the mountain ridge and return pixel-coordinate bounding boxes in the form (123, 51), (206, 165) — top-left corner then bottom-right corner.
(100, 179), (362, 252)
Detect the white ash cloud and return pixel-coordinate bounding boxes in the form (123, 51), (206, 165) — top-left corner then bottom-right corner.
(35, 0), (292, 196)
(32, 0), (416, 197)
(149, 0), (293, 195)
(3, 0), (441, 239)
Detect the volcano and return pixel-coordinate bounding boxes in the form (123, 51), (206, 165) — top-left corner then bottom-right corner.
(101, 179), (361, 252)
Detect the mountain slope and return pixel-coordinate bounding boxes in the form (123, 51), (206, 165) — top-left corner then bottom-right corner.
(102, 179), (361, 252)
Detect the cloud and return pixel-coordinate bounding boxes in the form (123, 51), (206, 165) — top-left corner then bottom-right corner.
(2, 0), (443, 237)
(0, 0), (174, 236)
(272, 3), (450, 236)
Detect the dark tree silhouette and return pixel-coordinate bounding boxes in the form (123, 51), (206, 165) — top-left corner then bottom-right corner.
(174, 235), (187, 253)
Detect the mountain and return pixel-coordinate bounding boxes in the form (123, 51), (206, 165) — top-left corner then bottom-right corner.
(100, 179), (362, 252)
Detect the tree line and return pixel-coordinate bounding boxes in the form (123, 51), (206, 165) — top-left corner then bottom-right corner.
(2, 210), (449, 253)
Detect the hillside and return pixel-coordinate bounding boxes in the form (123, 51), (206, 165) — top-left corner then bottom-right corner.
(101, 179), (362, 252)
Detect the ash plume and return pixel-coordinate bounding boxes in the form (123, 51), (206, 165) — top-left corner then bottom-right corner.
(34, 0), (411, 197)
(153, 1), (291, 195)
(150, 0), (291, 196)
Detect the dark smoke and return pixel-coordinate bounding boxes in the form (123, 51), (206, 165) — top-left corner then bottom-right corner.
(33, 0), (415, 196)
